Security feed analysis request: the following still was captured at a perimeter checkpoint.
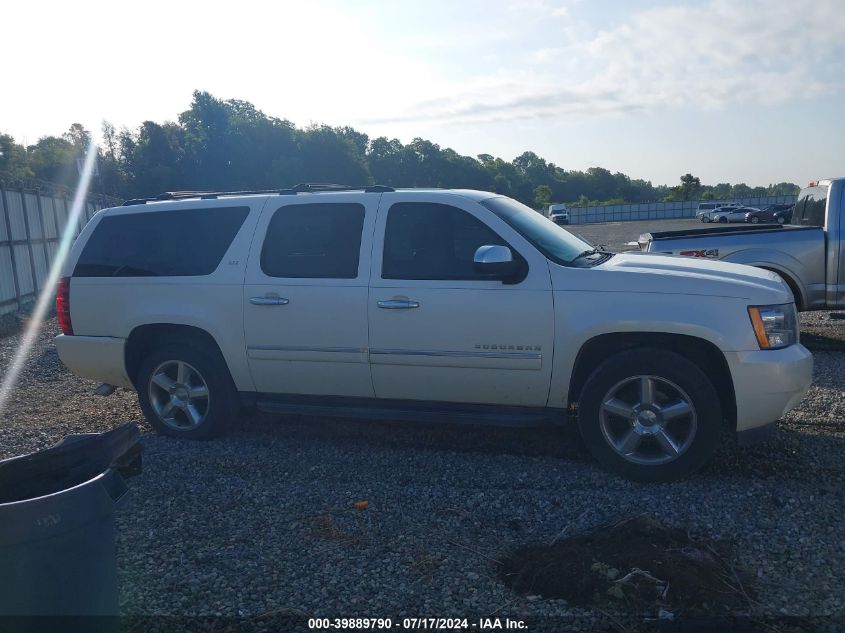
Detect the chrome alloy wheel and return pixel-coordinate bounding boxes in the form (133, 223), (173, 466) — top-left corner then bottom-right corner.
(148, 360), (210, 430)
(598, 375), (697, 465)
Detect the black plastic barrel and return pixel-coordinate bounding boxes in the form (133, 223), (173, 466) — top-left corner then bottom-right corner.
(0, 423), (141, 630)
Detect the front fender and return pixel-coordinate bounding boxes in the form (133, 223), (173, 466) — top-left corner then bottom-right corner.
(547, 291), (756, 408)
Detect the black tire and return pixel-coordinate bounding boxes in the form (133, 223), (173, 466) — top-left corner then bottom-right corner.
(136, 342), (239, 439)
(776, 216), (786, 225)
(750, 216), (760, 224)
(718, 216), (728, 223)
(577, 348), (722, 482)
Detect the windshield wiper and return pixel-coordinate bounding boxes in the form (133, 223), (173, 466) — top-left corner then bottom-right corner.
(568, 248), (613, 266)
(569, 248), (601, 263)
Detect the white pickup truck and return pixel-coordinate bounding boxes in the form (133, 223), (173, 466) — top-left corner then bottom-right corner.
(54, 186), (812, 481)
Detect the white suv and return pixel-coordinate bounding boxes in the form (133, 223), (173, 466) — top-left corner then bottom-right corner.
(55, 186), (813, 481)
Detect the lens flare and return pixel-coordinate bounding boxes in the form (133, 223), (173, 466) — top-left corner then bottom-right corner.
(0, 143), (99, 419)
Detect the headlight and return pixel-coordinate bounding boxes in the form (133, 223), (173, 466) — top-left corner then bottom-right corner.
(748, 304), (798, 349)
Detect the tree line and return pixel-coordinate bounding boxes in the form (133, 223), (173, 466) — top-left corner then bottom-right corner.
(0, 91), (799, 208)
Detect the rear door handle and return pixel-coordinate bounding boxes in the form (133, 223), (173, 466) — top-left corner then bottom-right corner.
(250, 296), (290, 306)
(377, 299), (420, 309)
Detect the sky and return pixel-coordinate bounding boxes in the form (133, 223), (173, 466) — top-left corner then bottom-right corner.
(2, 0), (843, 187)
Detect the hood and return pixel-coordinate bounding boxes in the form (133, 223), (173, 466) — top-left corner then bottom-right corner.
(553, 252), (792, 304)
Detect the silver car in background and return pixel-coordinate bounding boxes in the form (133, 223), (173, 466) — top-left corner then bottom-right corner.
(709, 206), (761, 223)
(696, 201), (741, 221)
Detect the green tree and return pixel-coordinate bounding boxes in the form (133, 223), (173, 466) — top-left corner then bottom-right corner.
(297, 125), (370, 185)
(676, 173), (702, 201)
(2, 91), (792, 207)
(533, 185), (552, 210)
(0, 133), (33, 179)
(27, 134), (76, 186)
(731, 183), (753, 198)
(63, 123), (92, 154)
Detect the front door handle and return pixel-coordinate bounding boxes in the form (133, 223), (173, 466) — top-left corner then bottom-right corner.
(377, 299), (420, 309)
(250, 296), (290, 306)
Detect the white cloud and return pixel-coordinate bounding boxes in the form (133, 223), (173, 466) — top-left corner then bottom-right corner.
(366, 0), (845, 127)
(507, 0), (575, 18)
(579, 0), (843, 109)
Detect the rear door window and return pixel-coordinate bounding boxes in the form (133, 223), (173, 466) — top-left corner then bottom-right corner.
(792, 186), (828, 227)
(74, 206), (250, 277)
(260, 203), (365, 278)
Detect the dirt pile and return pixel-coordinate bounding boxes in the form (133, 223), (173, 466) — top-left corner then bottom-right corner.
(498, 515), (754, 618)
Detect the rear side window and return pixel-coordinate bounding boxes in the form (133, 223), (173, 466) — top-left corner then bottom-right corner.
(261, 203), (365, 278)
(793, 186), (828, 227)
(382, 202), (509, 280)
(74, 207), (249, 277)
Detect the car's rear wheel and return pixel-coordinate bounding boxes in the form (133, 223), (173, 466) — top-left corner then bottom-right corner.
(577, 349), (722, 482)
(718, 216), (728, 223)
(137, 343), (238, 439)
(750, 216), (760, 224)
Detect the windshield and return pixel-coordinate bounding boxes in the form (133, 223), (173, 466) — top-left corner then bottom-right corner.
(481, 196), (596, 266)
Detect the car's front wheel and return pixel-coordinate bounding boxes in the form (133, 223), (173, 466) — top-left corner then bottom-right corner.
(136, 343), (239, 439)
(718, 216), (728, 223)
(750, 216), (760, 224)
(577, 349), (722, 482)
(776, 216), (786, 224)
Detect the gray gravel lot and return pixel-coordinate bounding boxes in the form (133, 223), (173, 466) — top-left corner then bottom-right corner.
(0, 228), (843, 629)
(571, 217), (698, 252)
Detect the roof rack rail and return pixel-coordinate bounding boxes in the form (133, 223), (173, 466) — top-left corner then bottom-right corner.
(122, 188), (298, 206)
(121, 184), (394, 206)
(291, 183), (395, 193)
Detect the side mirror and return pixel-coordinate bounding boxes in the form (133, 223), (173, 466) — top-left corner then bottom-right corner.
(473, 245), (521, 281)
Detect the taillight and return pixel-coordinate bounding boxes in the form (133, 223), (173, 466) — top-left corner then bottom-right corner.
(56, 277), (73, 335)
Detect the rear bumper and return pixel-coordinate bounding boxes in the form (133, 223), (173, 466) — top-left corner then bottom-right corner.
(725, 344), (813, 433)
(54, 334), (133, 389)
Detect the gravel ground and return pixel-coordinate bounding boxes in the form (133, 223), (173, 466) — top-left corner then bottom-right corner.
(570, 218), (698, 252)
(1, 316), (843, 631)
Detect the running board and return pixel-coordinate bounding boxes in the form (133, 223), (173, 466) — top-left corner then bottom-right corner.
(254, 399), (560, 428)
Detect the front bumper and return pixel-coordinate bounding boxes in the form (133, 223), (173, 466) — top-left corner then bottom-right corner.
(725, 343), (813, 434)
(54, 334), (133, 389)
